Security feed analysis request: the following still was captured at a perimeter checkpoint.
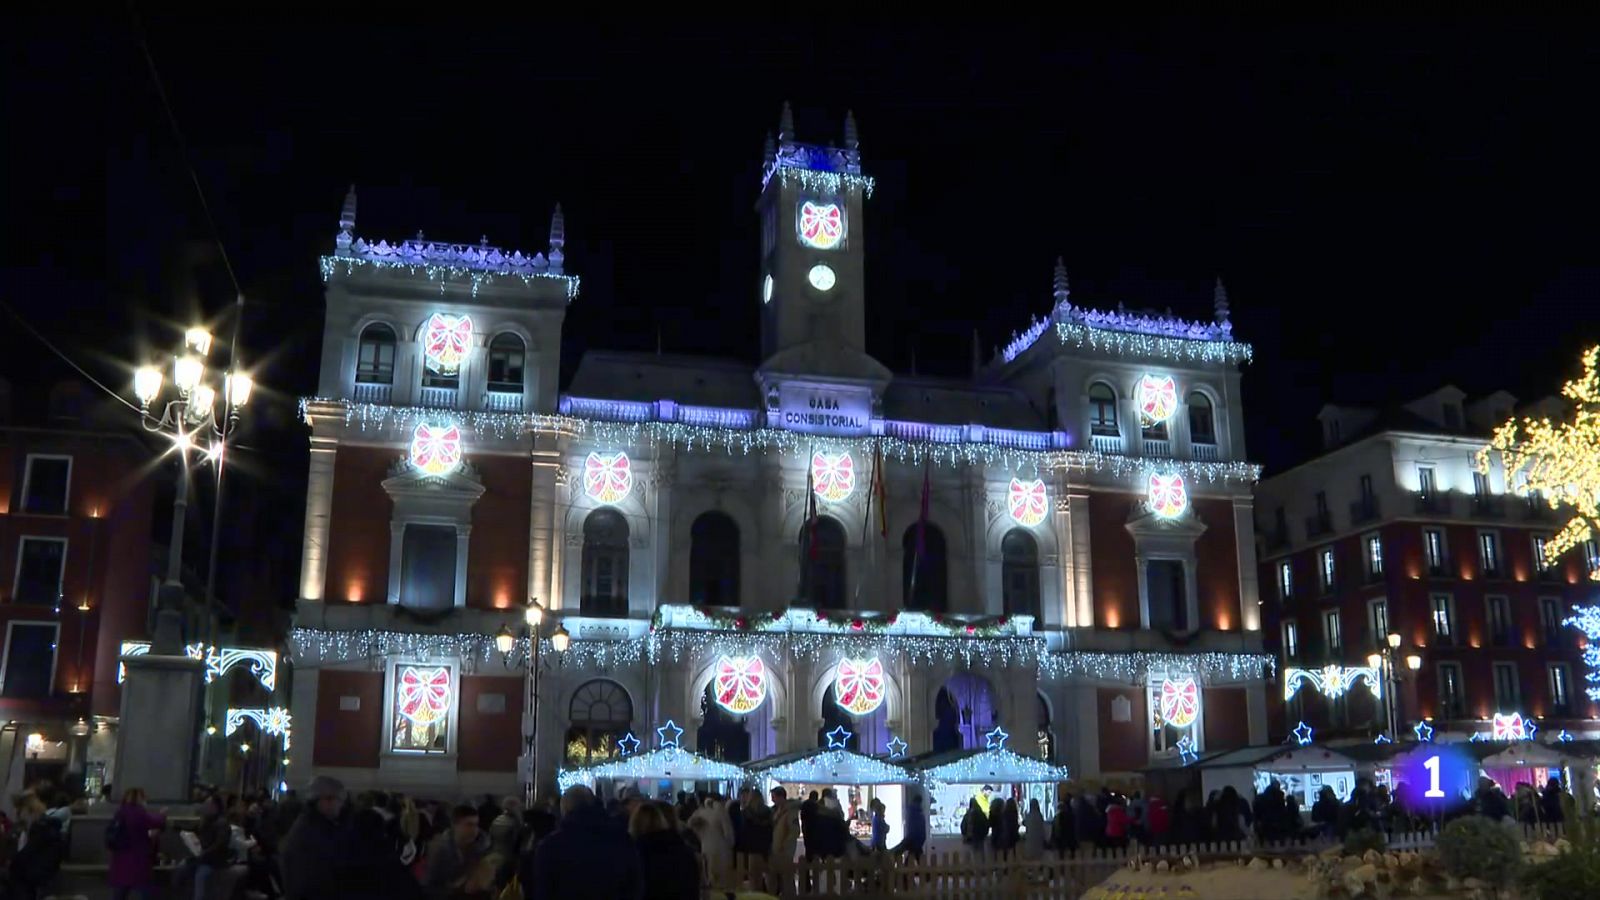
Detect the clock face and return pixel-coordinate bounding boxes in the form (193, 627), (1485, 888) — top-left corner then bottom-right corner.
(762, 274), (773, 304)
(808, 264), (837, 292)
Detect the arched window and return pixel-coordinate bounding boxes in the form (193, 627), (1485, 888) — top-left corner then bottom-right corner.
(1088, 382), (1118, 436)
(798, 517), (847, 609)
(565, 679), (632, 766)
(1037, 693), (1055, 762)
(689, 512), (740, 606)
(933, 672), (998, 752)
(487, 333), (526, 393)
(1001, 529), (1040, 620)
(817, 685), (860, 752)
(902, 523), (948, 612)
(581, 509), (629, 618)
(699, 682), (753, 762)
(1188, 392), (1216, 445)
(356, 323), (397, 385)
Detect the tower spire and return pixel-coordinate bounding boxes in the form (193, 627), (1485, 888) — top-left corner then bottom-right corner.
(763, 131), (776, 166)
(844, 109), (859, 150)
(1213, 276), (1230, 324)
(779, 101), (795, 142)
(336, 184), (357, 255)
(548, 204), (566, 274)
(1052, 257), (1071, 309)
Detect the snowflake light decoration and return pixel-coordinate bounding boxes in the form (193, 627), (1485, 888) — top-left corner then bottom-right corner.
(1137, 374), (1177, 426)
(1158, 677), (1200, 729)
(422, 313), (472, 375)
(811, 450), (856, 502)
(712, 655), (769, 714)
(797, 201), (844, 250)
(833, 657), (886, 716)
(1008, 478), (1048, 527)
(1147, 471), (1189, 518)
(583, 451), (633, 503)
(409, 423), (463, 477)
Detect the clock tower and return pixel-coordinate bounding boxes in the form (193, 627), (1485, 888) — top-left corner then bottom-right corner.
(756, 104), (891, 394)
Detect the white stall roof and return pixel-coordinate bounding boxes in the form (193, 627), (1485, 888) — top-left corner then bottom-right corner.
(746, 748), (915, 786)
(913, 748), (1071, 785)
(556, 747), (746, 791)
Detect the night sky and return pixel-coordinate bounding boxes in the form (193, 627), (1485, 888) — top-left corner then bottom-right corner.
(5, 15), (1599, 484)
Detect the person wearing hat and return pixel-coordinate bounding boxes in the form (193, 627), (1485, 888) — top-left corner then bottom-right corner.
(279, 775), (351, 899)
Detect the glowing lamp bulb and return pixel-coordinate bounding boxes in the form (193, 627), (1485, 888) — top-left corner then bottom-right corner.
(1367, 652), (1383, 670)
(173, 431), (194, 452)
(191, 385), (216, 420)
(494, 626), (516, 655)
(1406, 654), (1423, 671)
(185, 328), (213, 356)
(239, 742), (250, 754)
(524, 601), (544, 628)
(551, 624), (571, 654)
(25, 733), (43, 752)
(174, 355), (204, 393)
(206, 725), (217, 736)
(1387, 632), (1402, 649)
(133, 366), (163, 405)
(226, 372), (254, 408)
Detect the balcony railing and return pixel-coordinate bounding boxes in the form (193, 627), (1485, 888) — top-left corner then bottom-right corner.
(1524, 499), (1554, 521)
(1414, 492), (1453, 515)
(1305, 512), (1333, 539)
(418, 386), (457, 409)
(484, 389), (523, 412)
(1470, 495), (1506, 519)
(1089, 433), (1123, 454)
(1142, 438), (1172, 458)
(1264, 528), (1290, 551)
(1349, 497), (1380, 525)
(1190, 441), (1219, 461)
(353, 381), (393, 405)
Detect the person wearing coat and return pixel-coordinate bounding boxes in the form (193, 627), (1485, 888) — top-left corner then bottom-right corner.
(687, 797), (734, 888)
(109, 787), (168, 899)
(960, 798), (989, 857)
(524, 786), (643, 900)
(1020, 799), (1047, 861)
(631, 802), (700, 900)
(279, 776), (353, 900)
(769, 789), (802, 890)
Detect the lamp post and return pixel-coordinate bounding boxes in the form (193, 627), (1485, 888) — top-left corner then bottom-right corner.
(510, 600), (568, 807)
(1367, 632), (1408, 739)
(132, 327), (253, 654)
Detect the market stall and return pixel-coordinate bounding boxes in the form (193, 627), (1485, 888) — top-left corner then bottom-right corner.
(555, 745), (747, 800)
(745, 747), (916, 849)
(909, 743), (1071, 838)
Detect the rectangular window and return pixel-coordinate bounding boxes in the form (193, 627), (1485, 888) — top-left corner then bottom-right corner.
(20, 456), (71, 516)
(1485, 595), (1512, 647)
(1438, 662), (1465, 718)
(12, 537), (67, 606)
(1278, 561), (1293, 601)
(398, 525), (457, 610)
(1368, 599), (1389, 649)
(1423, 528), (1446, 574)
(1478, 531), (1501, 576)
(357, 339), (396, 385)
(1365, 534), (1385, 579)
(1282, 620), (1299, 659)
(1315, 491), (1329, 517)
(1533, 536), (1553, 576)
(1145, 559), (1188, 631)
(1324, 609), (1342, 655)
(1540, 596), (1564, 645)
(390, 663), (454, 753)
(1586, 539), (1600, 576)
(1549, 664), (1572, 713)
(1418, 465), (1437, 496)
(1359, 474), (1374, 501)
(1492, 662), (1520, 710)
(0, 622), (58, 698)
(1431, 593), (1456, 644)
(1472, 471), (1490, 498)
(1319, 548), (1336, 592)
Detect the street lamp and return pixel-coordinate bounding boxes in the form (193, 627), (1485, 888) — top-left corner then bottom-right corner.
(1369, 633), (1410, 740)
(518, 600), (569, 807)
(132, 324), (253, 654)
(494, 626), (516, 656)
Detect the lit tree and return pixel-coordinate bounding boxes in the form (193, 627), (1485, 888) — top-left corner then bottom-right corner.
(1477, 345), (1600, 578)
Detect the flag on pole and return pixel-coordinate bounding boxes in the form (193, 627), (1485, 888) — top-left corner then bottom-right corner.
(873, 443), (888, 538)
(805, 448), (820, 561)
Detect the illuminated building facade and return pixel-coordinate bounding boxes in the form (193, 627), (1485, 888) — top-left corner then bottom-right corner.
(288, 109), (1271, 797)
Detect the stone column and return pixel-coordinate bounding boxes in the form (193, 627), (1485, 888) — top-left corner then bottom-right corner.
(299, 437), (338, 601)
(649, 453), (675, 612)
(1058, 491), (1094, 628)
(1246, 681), (1268, 746)
(1072, 683), (1102, 779)
(1232, 496), (1262, 632)
(285, 663), (320, 791)
(550, 461), (573, 611)
(528, 441), (559, 606)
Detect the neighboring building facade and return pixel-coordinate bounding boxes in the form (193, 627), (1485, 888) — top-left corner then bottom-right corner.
(1256, 388), (1599, 744)
(289, 110), (1272, 799)
(0, 382), (154, 795)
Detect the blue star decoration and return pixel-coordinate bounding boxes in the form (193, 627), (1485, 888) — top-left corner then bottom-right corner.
(656, 720), (683, 749)
(885, 736), (909, 759)
(1175, 734), (1198, 765)
(617, 732), (641, 756)
(1292, 721), (1314, 746)
(825, 726), (853, 749)
(1374, 733), (1392, 744)
(984, 726), (1010, 751)
(1525, 720), (1539, 741)
(1413, 720), (1434, 743)
(1558, 729), (1574, 743)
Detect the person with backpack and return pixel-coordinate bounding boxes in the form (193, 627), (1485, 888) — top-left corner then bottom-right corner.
(109, 787), (168, 899)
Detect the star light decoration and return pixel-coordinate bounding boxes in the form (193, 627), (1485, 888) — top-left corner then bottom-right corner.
(885, 736), (909, 759)
(825, 726), (854, 750)
(617, 733), (641, 756)
(1374, 733), (1392, 745)
(1175, 734), (1199, 765)
(1479, 345), (1600, 580)
(301, 397), (1263, 483)
(1292, 721), (1315, 746)
(984, 727), (1009, 751)
(656, 720), (684, 749)
(1558, 730), (1575, 743)
(1413, 720), (1435, 743)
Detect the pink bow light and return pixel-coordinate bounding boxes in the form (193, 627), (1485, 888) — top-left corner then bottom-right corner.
(1147, 472), (1189, 518)
(798, 201), (844, 250)
(422, 313), (473, 375)
(1008, 478), (1048, 527)
(583, 452), (633, 504)
(409, 423), (463, 476)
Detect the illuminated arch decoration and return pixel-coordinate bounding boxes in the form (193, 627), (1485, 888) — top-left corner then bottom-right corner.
(422, 313), (473, 375)
(1147, 471), (1189, 518)
(833, 657), (886, 716)
(582, 451), (633, 504)
(797, 201), (844, 250)
(1007, 478), (1048, 527)
(1281, 664), (1382, 702)
(1158, 676), (1200, 729)
(117, 641), (277, 692)
(1137, 374), (1177, 425)
(811, 450), (856, 502)
(397, 665), (453, 726)
(226, 706), (294, 750)
(409, 423), (463, 477)
(712, 655), (769, 714)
